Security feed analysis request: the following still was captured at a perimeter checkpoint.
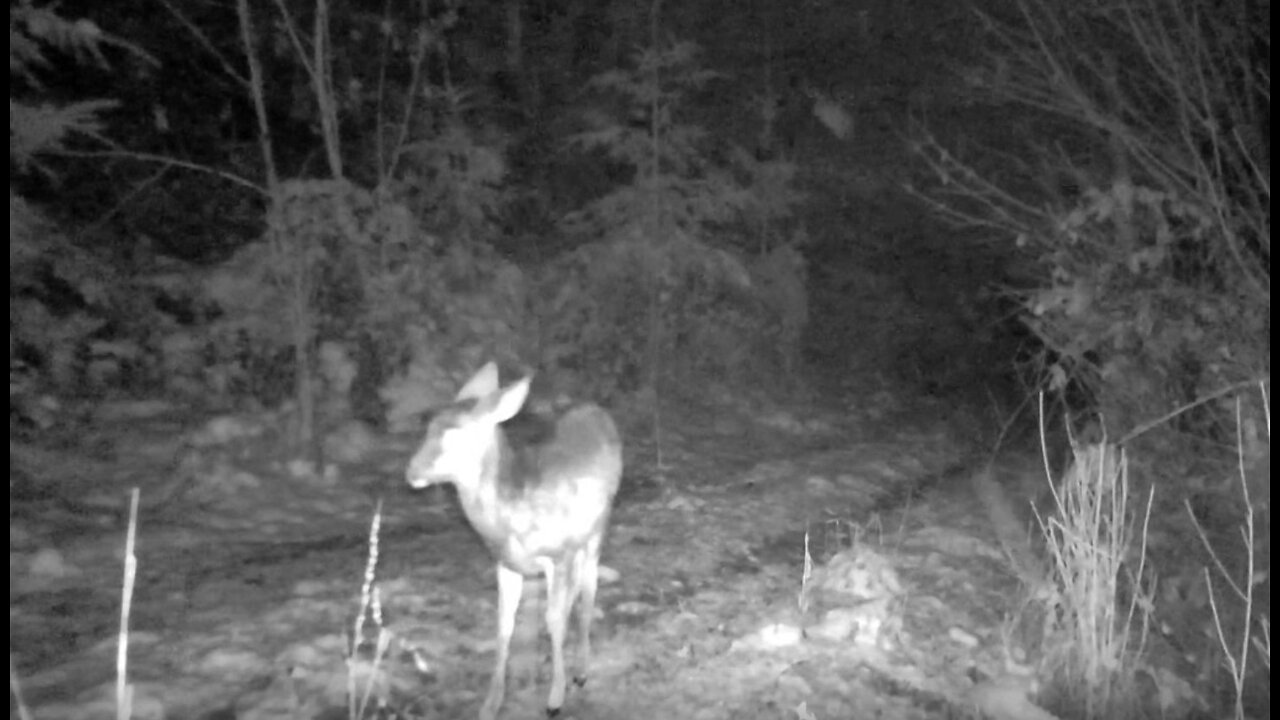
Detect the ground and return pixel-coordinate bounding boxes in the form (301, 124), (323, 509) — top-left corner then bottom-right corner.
(11, 374), (1065, 720)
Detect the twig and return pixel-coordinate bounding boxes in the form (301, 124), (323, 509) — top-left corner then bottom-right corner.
(117, 488), (140, 720)
(1121, 379), (1263, 445)
(52, 150), (264, 194)
(10, 654), (33, 720)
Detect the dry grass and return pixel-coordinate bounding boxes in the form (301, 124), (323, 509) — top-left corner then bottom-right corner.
(1027, 385), (1269, 719)
(1033, 438), (1153, 719)
(347, 500), (400, 718)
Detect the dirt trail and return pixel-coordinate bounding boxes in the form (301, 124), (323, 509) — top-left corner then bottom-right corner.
(10, 386), (1056, 720)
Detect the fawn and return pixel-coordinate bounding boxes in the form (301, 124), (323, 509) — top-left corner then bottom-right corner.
(406, 362), (623, 719)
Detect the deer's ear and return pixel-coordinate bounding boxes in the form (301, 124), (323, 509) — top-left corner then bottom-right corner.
(485, 377), (532, 423)
(456, 362), (500, 401)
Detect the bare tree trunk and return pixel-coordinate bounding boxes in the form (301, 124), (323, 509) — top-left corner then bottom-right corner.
(237, 0), (317, 453)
